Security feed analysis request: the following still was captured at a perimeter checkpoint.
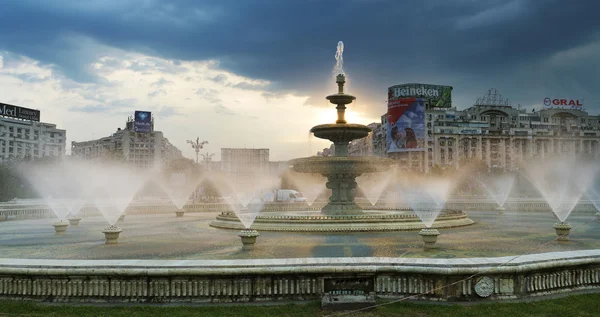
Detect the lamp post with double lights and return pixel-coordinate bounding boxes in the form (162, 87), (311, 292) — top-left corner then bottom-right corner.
(186, 137), (208, 164)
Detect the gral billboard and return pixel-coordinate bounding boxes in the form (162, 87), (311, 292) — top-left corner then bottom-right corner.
(134, 111), (152, 133)
(0, 102), (40, 122)
(386, 96), (425, 153)
(543, 97), (583, 109)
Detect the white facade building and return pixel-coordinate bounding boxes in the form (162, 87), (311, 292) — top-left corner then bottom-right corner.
(0, 116), (66, 163)
(71, 117), (182, 169)
(348, 88), (600, 172)
(220, 148), (288, 184)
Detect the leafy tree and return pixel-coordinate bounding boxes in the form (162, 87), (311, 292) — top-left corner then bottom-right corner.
(0, 163), (36, 202)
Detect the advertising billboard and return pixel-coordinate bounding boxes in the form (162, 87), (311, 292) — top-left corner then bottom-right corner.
(388, 83), (453, 109)
(0, 102), (40, 122)
(543, 97), (583, 109)
(386, 96), (425, 153)
(134, 111), (152, 133)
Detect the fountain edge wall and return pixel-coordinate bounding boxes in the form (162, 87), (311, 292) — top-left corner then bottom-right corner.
(2, 250), (600, 303)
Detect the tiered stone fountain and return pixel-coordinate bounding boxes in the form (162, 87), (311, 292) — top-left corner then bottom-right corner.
(290, 74), (394, 215)
(210, 74), (474, 232)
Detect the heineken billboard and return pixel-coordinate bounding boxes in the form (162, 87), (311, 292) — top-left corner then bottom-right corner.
(388, 83), (453, 109)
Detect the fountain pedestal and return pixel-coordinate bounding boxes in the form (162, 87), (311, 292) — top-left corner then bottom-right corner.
(419, 228), (440, 249)
(102, 225), (123, 245)
(175, 210), (185, 217)
(322, 172), (361, 215)
(238, 229), (259, 250)
(496, 206), (505, 214)
(553, 222), (572, 241)
(53, 221), (69, 235)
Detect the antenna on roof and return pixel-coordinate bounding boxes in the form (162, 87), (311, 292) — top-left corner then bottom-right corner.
(474, 88), (511, 107)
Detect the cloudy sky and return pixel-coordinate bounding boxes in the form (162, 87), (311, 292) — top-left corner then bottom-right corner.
(1, 0), (599, 161)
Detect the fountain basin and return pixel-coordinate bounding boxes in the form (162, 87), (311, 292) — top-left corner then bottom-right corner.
(53, 221), (69, 235)
(419, 228), (440, 249)
(553, 222), (572, 241)
(68, 218), (81, 226)
(175, 210), (185, 217)
(102, 225), (123, 245)
(238, 229), (259, 250)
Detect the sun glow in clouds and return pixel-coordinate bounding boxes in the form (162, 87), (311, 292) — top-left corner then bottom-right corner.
(317, 107), (376, 125)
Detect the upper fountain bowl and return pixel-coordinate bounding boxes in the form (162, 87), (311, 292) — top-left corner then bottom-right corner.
(310, 123), (371, 144)
(326, 93), (355, 106)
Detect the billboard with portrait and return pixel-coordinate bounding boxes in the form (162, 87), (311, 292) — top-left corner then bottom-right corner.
(386, 97), (425, 153)
(134, 111), (152, 133)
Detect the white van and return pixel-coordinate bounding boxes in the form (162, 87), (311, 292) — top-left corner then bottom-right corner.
(263, 190), (306, 203)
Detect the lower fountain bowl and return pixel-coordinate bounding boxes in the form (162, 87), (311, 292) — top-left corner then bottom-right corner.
(289, 156), (395, 175)
(210, 209), (474, 232)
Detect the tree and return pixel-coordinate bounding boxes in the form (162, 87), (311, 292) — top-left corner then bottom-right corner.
(0, 162), (36, 202)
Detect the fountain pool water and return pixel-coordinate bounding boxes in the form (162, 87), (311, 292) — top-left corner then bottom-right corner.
(523, 157), (599, 240)
(357, 172), (395, 206)
(155, 171), (204, 216)
(480, 174), (516, 211)
(285, 171), (327, 206)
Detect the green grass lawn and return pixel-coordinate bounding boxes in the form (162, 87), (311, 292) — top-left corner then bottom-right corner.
(1, 293), (600, 317)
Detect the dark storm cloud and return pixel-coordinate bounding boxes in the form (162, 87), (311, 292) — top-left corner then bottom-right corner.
(1, 0), (599, 114)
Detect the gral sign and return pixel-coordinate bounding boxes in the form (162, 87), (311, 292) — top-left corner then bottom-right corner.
(0, 102), (40, 122)
(386, 95), (425, 153)
(134, 111), (152, 133)
(543, 97), (583, 108)
(388, 83), (453, 108)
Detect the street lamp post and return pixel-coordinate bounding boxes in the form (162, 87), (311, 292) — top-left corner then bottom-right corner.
(186, 137), (208, 164)
(200, 152), (215, 171)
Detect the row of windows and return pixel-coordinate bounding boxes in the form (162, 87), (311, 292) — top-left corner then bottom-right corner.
(0, 126), (64, 137)
(431, 114), (600, 125)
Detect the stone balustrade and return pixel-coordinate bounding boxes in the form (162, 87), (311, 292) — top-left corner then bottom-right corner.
(1, 250), (600, 303)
